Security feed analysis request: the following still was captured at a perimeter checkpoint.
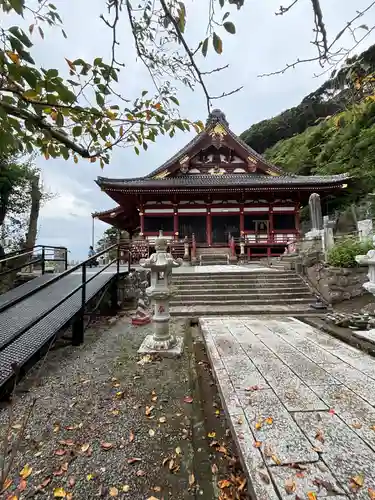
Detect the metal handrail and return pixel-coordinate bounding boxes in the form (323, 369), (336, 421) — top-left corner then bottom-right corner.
(0, 244), (67, 264)
(0, 243), (130, 352)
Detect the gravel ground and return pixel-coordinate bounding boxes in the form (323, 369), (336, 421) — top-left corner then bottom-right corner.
(0, 316), (207, 499)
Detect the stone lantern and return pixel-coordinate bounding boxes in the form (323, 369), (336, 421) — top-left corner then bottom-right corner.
(356, 247), (375, 297)
(138, 230), (183, 356)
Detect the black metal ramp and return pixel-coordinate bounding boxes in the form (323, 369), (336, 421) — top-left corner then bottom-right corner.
(0, 274), (55, 312)
(0, 271), (116, 388)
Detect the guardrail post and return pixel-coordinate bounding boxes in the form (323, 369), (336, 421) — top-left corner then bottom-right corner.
(41, 246), (45, 275)
(64, 248), (68, 270)
(72, 263), (86, 346)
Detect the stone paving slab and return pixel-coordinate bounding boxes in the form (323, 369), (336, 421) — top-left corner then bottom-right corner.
(353, 329), (375, 345)
(200, 316), (375, 500)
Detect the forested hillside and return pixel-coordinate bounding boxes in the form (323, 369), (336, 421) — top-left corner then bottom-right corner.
(241, 44), (375, 216)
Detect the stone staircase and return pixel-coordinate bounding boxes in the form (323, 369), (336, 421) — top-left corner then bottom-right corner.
(196, 247), (230, 266)
(170, 269), (320, 316)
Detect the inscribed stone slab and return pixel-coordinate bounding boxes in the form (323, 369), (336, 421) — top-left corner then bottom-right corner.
(242, 388), (319, 465)
(323, 363), (375, 406)
(270, 462), (345, 500)
(312, 383), (375, 450)
(294, 411), (375, 499)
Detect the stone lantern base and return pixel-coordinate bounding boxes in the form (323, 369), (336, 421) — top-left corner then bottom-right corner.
(138, 335), (184, 358)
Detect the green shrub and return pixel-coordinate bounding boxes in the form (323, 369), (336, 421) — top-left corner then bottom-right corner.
(327, 238), (373, 268)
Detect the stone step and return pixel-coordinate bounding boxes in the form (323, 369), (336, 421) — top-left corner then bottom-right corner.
(199, 261), (228, 266)
(174, 286), (311, 295)
(170, 297), (313, 306)
(172, 277), (305, 286)
(170, 304), (321, 316)
(173, 272), (297, 279)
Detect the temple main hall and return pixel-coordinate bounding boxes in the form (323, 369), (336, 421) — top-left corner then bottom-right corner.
(94, 109), (348, 260)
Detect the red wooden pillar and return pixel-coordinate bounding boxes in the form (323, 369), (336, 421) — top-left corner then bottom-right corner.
(174, 206), (178, 240)
(295, 202), (300, 238)
(207, 207), (212, 246)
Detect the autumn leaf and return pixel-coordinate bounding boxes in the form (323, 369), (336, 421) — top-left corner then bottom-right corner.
(189, 473), (195, 486)
(175, 447), (182, 455)
(315, 429), (325, 443)
(145, 406), (154, 416)
(81, 443), (90, 453)
(211, 463), (218, 474)
(285, 478), (296, 494)
(65, 58), (76, 71)
(218, 479), (231, 489)
(265, 417), (273, 425)
(2, 477), (12, 491)
(328, 408), (335, 415)
(245, 385), (259, 391)
(258, 470), (270, 484)
(18, 479), (27, 492)
(253, 441), (262, 448)
(352, 422), (362, 429)
(369, 488), (375, 499)
(255, 422), (262, 430)
(53, 487), (67, 498)
(127, 458), (142, 465)
(307, 492), (317, 500)
(136, 470), (146, 477)
(122, 485), (130, 492)
(109, 486), (119, 497)
(100, 441), (114, 450)
(20, 464), (32, 479)
(263, 443), (273, 457)
(237, 416), (243, 424)
(159, 416), (167, 423)
(351, 474), (365, 488)
(6, 51), (20, 64)
(129, 430), (135, 443)
(87, 474), (94, 481)
(238, 478), (247, 492)
(271, 454), (281, 465)
(208, 431), (216, 438)
(149, 429), (155, 437)
(184, 396), (193, 403)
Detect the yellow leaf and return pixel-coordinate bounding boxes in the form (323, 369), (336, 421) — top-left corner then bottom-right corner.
(265, 417), (273, 425)
(237, 416), (243, 424)
(175, 446), (182, 455)
(6, 51), (20, 64)
(218, 479), (231, 489)
(20, 464), (32, 479)
(208, 431), (216, 438)
(81, 443), (90, 453)
(271, 454), (281, 465)
(87, 473), (93, 481)
(368, 487), (375, 499)
(44, 151), (50, 160)
(119, 125), (124, 137)
(189, 473), (195, 486)
(159, 416), (166, 423)
(255, 422), (262, 430)
(2, 477), (12, 490)
(66, 494), (73, 500)
(352, 474), (365, 488)
(122, 485), (130, 492)
(307, 492), (317, 500)
(109, 486), (119, 497)
(53, 487), (67, 498)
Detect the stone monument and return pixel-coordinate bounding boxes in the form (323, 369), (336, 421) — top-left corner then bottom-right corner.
(357, 219), (373, 242)
(138, 230), (183, 357)
(322, 215), (335, 260)
(306, 193), (323, 240)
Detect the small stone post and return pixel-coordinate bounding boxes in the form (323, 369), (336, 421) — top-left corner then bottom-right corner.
(239, 237), (246, 264)
(138, 230), (183, 357)
(183, 236), (190, 264)
(323, 215), (335, 261)
(306, 193), (323, 240)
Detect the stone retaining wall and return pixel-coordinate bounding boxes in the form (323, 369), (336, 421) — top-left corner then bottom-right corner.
(307, 264), (369, 304)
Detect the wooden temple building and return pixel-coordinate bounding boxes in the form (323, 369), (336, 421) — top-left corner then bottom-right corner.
(93, 109), (348, 261)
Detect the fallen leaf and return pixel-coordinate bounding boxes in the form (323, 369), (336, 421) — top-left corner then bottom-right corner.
(111, 409), (120, 416)
(159, 416), (166, 423)
(129, 430), (135, 443)
(12, 423), (22, 430)
(145, 406), (154, 416)
(122, 485), (130, 492)
(351, 474), (365, 488)
(115, 391), (124, 399)
(265, 417), (273, 425)
(137, 354), (152, 365)
(2, 477), (12, 491)
(87, 474), (94, 481)
(101, 442), (114, 450)
(54, 449), (66, 456)
(109, 486), (119, 497)
(237, 416), (243, 425)
(127, 458), (142, 465)
(136, 470), (146, 477)
(271, 454), (281, 465)
(66, 493), (73, 500)
(313, 478), (341, 494)
(296, 472), (305, 478)
(211, 463), (218, 474)
(208, 432), (216, 438)
(368, 488), (375, 499)
(245, 385), (259, 391)
(147, 497), (159, 500)
(255, 422), (262, 430)
(20, 464), (32, 479)
(81, 443), (90, 453)
(162, 457), (170, 467)
(68, 476), (76, 487)
(218, 479), (231, 489)
(217, 446), (228, 454)
(307, 492), (317, 500)
(36, 477), (51, 490)
(53, 487), (67, 498)
(149, 429), (155, 437)
(18, 479), (27, 492)
(263, 444), (273, 457)
(189, 473), (195, 487)
(253, 441), (262, 448)
(285, 478), (296, 494)
(328, 408), (335, 415)
(153, 486), (162, 492)
(175, 447), (182, 455)
(238, 478), (247, 492)
(184, 396), (193, 404)
(53, 468), (65, 477)
(258, 470), (270, 484)
(352, 422), (363, 429)
(315, 429), (325, 444)
(59, 439), (75, 447)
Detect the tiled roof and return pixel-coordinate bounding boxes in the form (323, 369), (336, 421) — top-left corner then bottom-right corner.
(97, 173), (349, 189)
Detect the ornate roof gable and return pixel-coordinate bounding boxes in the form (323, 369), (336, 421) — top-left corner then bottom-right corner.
(148, 109), (284, 179)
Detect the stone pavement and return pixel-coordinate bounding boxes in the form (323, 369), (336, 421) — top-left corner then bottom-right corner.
(200, 316), (375, 500)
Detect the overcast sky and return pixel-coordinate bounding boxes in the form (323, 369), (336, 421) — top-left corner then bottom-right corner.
(14, 0), (373, 260)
